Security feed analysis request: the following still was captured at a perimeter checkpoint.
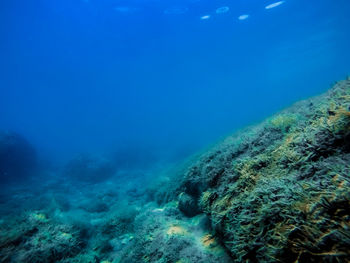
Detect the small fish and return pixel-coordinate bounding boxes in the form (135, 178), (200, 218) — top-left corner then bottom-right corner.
(238, 14), (249, 20)
(216, 6), (229, 14)
(200, 15), (211, 20)
(265, 1), (285, 10)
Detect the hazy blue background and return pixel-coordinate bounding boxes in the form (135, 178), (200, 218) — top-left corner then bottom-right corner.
(1, 0), (350, 164)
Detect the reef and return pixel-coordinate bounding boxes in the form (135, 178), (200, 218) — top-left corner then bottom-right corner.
(174, 78), (350, 262)
(0, 78), (349, 262)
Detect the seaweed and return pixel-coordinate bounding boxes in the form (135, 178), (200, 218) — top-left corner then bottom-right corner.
(1, 78), (350, 263)
(0, 212), (84, 262)
(175, 78), (350, 262)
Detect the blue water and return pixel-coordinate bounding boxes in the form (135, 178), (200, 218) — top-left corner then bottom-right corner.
(1, 1), (350, 262)
(1, 0), (350, 164)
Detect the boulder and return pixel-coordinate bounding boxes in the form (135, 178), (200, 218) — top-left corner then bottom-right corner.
(177, 79), (350, 262)
(0, 131), (37, 184)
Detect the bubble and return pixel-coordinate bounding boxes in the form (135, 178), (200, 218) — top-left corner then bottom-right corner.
(200, 15), (211, 20)
(164, 7), (189, 15)
(265, 1), (285, 10)
(238, 14), (249, 20)
(215, 6), (229, 14)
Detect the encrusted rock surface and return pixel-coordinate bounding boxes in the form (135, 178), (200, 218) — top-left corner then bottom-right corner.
(176, 78), (350, 262)
(1, 79), (349, 263)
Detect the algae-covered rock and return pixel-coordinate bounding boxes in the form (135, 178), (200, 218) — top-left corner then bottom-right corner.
(0, 131), (37, 184)
(178, 192), (200, 217)
(176, 79), (350, 262)
(117, 203), (232, 263)
(0, 212), (84, 262)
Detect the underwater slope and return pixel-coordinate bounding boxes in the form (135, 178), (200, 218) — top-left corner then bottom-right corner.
(175, 78), (350, 262)
(1, 78), (349, 263)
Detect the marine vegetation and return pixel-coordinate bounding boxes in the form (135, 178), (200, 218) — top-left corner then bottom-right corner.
(0, 79), (350, 262)
(0, 212), (83, 262)
(174, 78), (350, 262)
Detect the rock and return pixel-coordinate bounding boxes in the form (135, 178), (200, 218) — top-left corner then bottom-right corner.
(0, 131), (37, 184)
(178, 192), (200, 217)
(176, 79), (350, 262)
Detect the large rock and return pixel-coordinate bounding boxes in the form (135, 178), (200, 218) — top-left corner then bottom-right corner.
(0, 131), (37, 184)
(178, 192), (200, 217)
(177, 79), (350, 262)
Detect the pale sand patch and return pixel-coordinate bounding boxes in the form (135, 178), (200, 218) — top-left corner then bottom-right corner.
(167, 225), (188, 235)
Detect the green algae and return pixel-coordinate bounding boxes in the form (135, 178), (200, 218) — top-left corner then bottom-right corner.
(176, 78), (350, 262)
(1, 78), (349, 263)
(0, 212), (83, 262)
